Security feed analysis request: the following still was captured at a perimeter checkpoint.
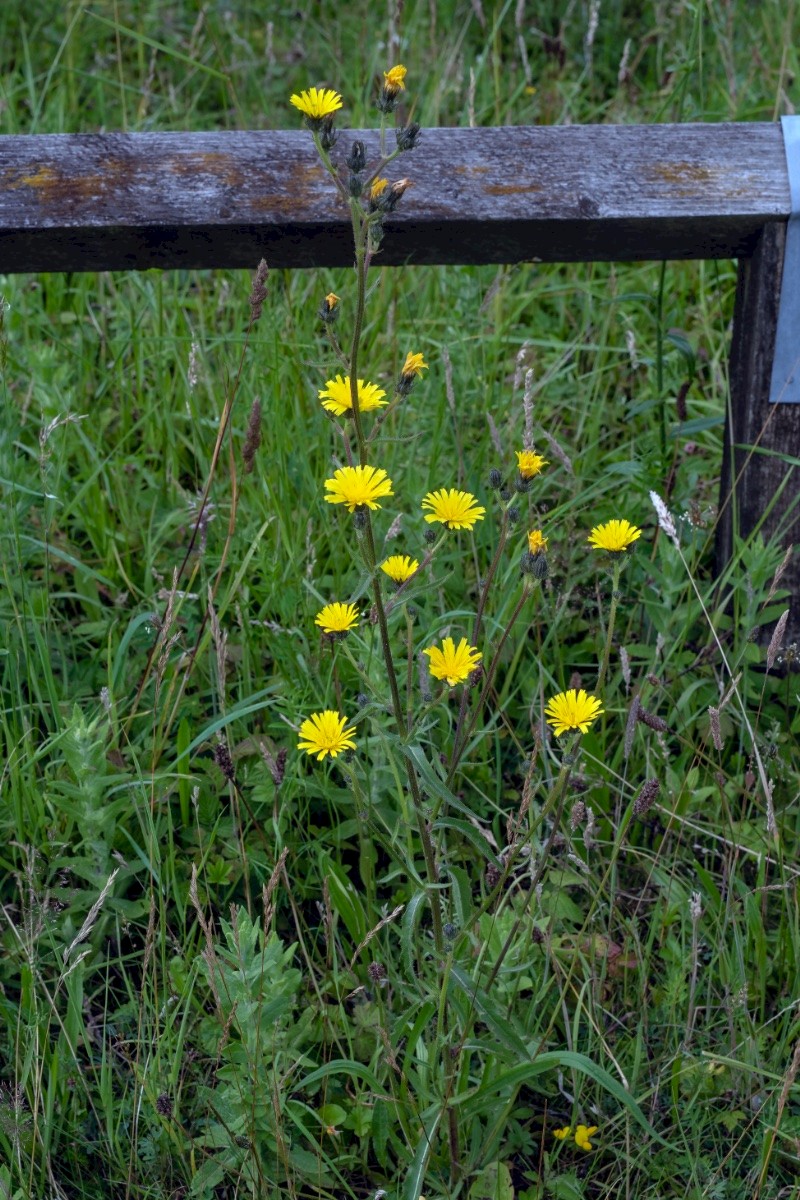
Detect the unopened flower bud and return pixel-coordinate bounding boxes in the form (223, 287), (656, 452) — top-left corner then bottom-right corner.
(507, 506), (520, 526)
(353, 507), (368, 530)
(396, 122), (421, 152)
(424, 527), (438, 544)
(349, 171), (364, 197)
(488, 468), (503, 490)
(443, 922), (458, 939)
(531, 553), (549, 580)
(346, 140), (367, 172)
(499, 487), (512, 502)
(380, 178), (411, 213)
(318, 292), (340, 324)
(319, 120), (337, 151)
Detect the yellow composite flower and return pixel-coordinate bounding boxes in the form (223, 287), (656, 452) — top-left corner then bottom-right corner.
(370, 178), (389, 201)
(545, 689), (604, 737)
(319, 375), (388, 417)
(424, 636), (482, 687)
(381, 555), (419, 583)
(587, 519), (642, 553)
(401, 351), (428, 378)
(315, 602), (359, 635)
(297, 710), (357, 761)
(324, 292), (340, 311)
(527, 529), (548, 554)
(324, 464), (394, 512)
(422, 488), (486, 531)
(553, 1126), (572, 1141)
(289, 87), (343, 120)
(383, 64), (407, 93)
(574, 1124), (598, 1151)
(516, 449), (549, 479)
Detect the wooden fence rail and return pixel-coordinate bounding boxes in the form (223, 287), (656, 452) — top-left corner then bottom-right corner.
(1, 123), (798, 639)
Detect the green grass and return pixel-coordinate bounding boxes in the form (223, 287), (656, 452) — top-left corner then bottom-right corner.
(1, 2), (800, 1198)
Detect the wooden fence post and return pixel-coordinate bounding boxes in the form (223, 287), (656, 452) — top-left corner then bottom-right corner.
(717, 220), (800, 643)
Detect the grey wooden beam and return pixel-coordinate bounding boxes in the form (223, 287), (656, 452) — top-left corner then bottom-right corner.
(0, 123), (791, 273)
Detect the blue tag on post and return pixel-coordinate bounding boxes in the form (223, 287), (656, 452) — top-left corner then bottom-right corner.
(770, 115), (800, 404)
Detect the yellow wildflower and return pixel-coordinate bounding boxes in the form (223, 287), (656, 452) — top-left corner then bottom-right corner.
(369, 178), (389, 201)
(381, 555), (419, 584)
(324, 465), (393, 512)
(289, 87), (343, 121)
(383, 65), (407, 94)
(516, 449), (548, 479)
(297, 710), (357, 761)
(422, 488), (486, 531)
(553, 1126), (572, 1141)
(527, 529), (548, 554)
(401, 351), (428, 378)
(574, 1124), (598, 1151)
(315, 602), (359, 636)
(545, 689), (604, 737)
(588, 519), (642, 553)
(423, 637), (482, 687)
(319, 375), (387, 417)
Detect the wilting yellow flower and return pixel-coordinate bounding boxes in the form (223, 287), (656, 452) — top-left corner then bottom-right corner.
(424, 637), (482, 687)
(588, 519), (642, 553)
(381, 555), (419, 583)
(527, 529), (548, 554)
(545, 689), (604, 737)
(574, 1124), (598, 1151)
(319, 375), (387, 416)
(383, 64), (407, 93)
(289, 87), (343, 120)
(401, 351), (428, 378)
(369, 178), (389, 201)
(516, 449), (548, 479)
(324, 465), (393, 512)
(315, 602), (359, 635)
(324, 292), (340, 311)
(422, 488), (486, 531)
(553, 1126), (572, 1141)
(297, 710), (357, 761)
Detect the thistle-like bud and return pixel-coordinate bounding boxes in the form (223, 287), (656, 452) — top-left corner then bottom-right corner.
(319, 119), (337, 151)
(507, 506), (520, 526)
(499, 487), (512, 502)
(348, 171), (364, 197)
(424, 527), (437, 544)
(378, 178), (411, 213)
(531, 553), (549, 580)
(367, 961), (387, 983)
(488, 468), (503, 490)
(396, 122), (421, 152)
(346, 140), (367, 172)
(353, 507), (368, 530)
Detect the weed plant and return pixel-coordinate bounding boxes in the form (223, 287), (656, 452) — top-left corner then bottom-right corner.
(1, 3), (799, 1199)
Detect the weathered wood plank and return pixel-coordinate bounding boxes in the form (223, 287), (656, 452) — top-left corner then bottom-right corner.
(0, 123), (790, 272)
(717, 221), (800, 642)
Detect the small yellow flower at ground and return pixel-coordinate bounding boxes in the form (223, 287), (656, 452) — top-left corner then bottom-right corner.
(401, 351), (428, 378)
(545, 689), (604, 737)
(383, 64), (407, 93)
(324, 465), (393, 512)
(588, 519), (642, 552)
(381, 555), (419, 583)
(319, 375), (387, 417)
(527, 529), (548, 554)
(516, 449), (548, 479)
(289, 87), (343, 121)
(424, 636), (482, 687)
(297, 710), (357, 761)
(315, 602), (359, 636)
(574, 1124), (598, 1151)
(553, 1126), (572, 1141)
(422, 488), (486, 531)
(370, 178), (389, 201)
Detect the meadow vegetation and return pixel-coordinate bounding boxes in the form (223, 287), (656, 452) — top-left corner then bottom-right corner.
(1, 2), (799, 1198)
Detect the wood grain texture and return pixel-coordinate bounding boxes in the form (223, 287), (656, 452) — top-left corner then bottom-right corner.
(717, 222), (800, 642)
(0, 123), (790, 272)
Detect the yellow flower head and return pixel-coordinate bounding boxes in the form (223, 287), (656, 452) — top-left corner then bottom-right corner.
(289, 87), (343, 121)
(370, 177), (389, 201)
(553, 1126), (572, 1141)
(402, 352), (428, 378)
(527, 529), (548, 554)
(574, 1124), (598, 1151)
(588, 519), (642, 553)
(324, 292), (340, 312)
(516, 449), (549, 480)
(319, 375), (388, 417)
(324, 465), (394, 512)
(315, 602), (359, 636)
(381, 555), (419, 584)
(423, 636), (482, 687)
(297, 710), (357, 761)
(422, 488), (486, 531)
(545, 689), (604, 737)
(383, 64), (407, 94)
